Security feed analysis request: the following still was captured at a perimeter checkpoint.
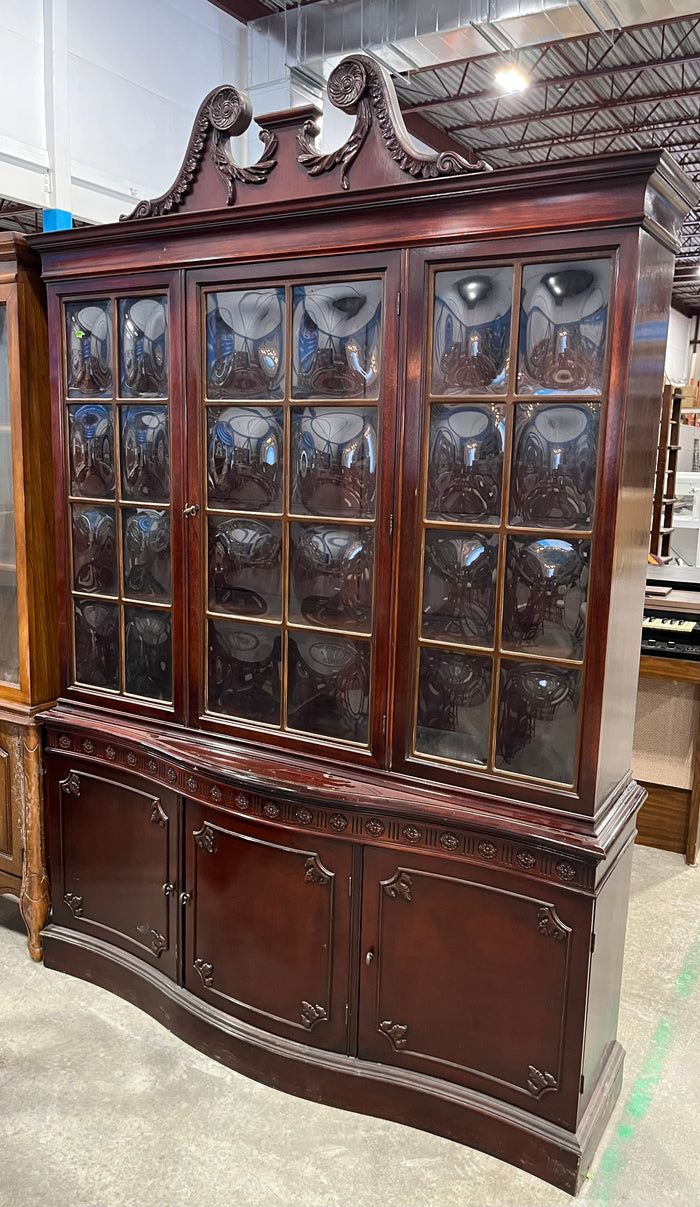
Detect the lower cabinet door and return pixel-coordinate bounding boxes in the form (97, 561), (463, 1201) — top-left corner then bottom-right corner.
(184, 801), (353, 1053)
(357, 847), (592, 1127)
(48, 756), (178, 978)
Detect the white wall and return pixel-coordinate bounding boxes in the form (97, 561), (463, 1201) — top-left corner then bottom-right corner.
(0, 0), (247, 224)
(664, 306), (693, 385)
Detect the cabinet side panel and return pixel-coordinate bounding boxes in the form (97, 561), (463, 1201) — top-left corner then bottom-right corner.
(0, 721), (22, 876)
(595, 231), (676, 810)
(580, 840), (634, 1119)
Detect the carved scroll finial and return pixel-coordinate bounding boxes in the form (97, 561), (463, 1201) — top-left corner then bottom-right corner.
(123, 84), (277, 220)
(297, 54), (487, 190)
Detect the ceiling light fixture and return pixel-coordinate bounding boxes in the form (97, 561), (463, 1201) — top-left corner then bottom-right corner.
(494, 64), (529, 94)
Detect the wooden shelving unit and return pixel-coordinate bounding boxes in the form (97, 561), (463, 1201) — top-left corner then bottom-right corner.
(651, 383), (696, 559)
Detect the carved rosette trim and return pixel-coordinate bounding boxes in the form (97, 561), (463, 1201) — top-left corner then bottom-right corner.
(210, 785), (222, 803)
(194, 824), (217, 854)
(60, 772), (81, 797)
(82, 739), (95, 754)
(59, 734), (71, 749)
(517, 850), (537, 870)
(194, 958), (214, 988)
(304, 855), (332, 887)
(63, 892), (84, 917)
(167, 768), (177, 783)
(330, 813), (348, 832)
(105, 745), (116, 760)
(440, 832), (459, 851)
(297, 55), (486, 190)
(149, 801), (168, 828)
(187, 777), (198, 792)
(382, 871), (413, 902)
(402, 825), (422, 845)
(301, 1001), (328, 1029)
(235, 793), (250, 810)
(296, 807), (313, 825)
(365, 818), (385, 838)
(478, 840), (498, 860)
(124, 84), (277, 219)
(379, 1020), (408, 1051)
(264, 801), (280, 818)
(555, 861), (576, 882)
(148, 759), (158, 774)
(537, 906), (571, 942)
(527, 1066), (558, 1097)
(127, 752), (138, 767)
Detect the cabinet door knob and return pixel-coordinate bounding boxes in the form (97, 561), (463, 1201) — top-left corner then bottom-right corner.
(365, 951), (374, 966)
(183, 503), (200, 517)
(180, 891), (192, 906)
(162, 883), (175, 896)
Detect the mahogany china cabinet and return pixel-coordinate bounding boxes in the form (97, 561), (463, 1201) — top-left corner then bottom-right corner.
(32, 61), (697, 1192)
(0, 233), (57, 959)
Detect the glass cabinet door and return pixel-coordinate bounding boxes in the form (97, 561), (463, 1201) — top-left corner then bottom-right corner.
(202, 273), (389, 751)
(404, 256), (610, 790)
(0, 298), (20, 687)
(64, 293), (174, 705)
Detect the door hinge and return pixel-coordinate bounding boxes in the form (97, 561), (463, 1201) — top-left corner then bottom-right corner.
(396, 291), (401, 315)
(381, 714), (387, 736)
(388, 513), (394, 536)
(591, 932), (596, 954)
(580, 1074), (585, 1095)
(345, 1003), (349, 1026)
(348, 875), (352, 898)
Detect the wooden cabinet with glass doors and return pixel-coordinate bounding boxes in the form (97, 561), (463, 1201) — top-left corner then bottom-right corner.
(33, 67), (697, 1193)
(0, 233), (57, 959)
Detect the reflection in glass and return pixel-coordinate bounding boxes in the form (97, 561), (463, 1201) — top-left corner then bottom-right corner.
(496, 661), (580, 784)
(288, 632), (370, 742)
(0, 304), (19, 684)
(74, 599), (119, 689)
(119, 297), (168, 397)
(415, 649), (491, 766)
(208, 618), (281, 724)
(503, 537), (590, 659)
(207, 406), (283, 511)
(68, 405), (115, 499)
(427, 405), (504, 524)
(123, 509), (171, 600)
(66, 300), (112, 397)
(291, 407), (377, 517)
(421, 531), (497, 647)
(209, 516), (282, 618)
(206, 288), (285, 399)
(292, 281), (381, 399)
(72, 506), (117, 596)
(510, 404), (599, 529)
(290, 524), (373, 633)
(125, 606), (172, 701)
(120, 406), (169, 502)
(432, 268), (513, 394)
(518, 259), (609, 394)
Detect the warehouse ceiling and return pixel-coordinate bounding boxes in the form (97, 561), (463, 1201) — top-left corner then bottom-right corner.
(227, 0), (700, 315)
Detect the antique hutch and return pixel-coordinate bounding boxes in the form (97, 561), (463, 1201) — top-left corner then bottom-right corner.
(0, 233), (57, 959)
(32, 61), (697, 1192)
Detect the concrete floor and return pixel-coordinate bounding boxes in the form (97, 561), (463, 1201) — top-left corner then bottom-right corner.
(0, 844), (698, 1207)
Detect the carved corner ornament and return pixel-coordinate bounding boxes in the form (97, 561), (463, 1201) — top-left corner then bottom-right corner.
(537, 905), (571, 942)
(379, 1020), (408, 1051)
(137, 924), (167, 957)
(63, 892), (84, 918)
(194, 958), (214, 988)
(123, 84), (278, 220)
(59, 771), (81, 797)
(301, 1001), (327, 1029)
(194, 823), (217, 854)
(304, 855), (333, 887)
(527, 1065), (558, 1097)
(297, 55), (488, 190)
(149, 800), (168, 828)
(382, 871), (413, 902)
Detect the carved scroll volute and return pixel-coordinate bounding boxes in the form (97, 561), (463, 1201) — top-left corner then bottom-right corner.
(297, 55), (487, 191)
(123, 84), (278, 220)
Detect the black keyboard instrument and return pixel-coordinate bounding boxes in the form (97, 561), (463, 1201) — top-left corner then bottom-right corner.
(641, 608), (700, 661)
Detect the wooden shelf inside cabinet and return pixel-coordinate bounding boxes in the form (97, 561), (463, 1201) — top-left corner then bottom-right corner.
(651, 384), (686, 559)
(30, 64), (699, 1196)
(0, 233), (58, 961)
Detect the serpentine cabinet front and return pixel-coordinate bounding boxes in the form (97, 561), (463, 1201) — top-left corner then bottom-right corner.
(32, 63), (697, 1197)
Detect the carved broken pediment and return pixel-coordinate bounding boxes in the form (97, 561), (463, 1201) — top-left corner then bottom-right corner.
(123, 84), (278, 220)
(297, 55), (488, 190)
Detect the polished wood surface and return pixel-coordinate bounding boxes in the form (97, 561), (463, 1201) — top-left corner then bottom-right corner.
(32, 65), (698, 1193)
(0, 234), (57, 959)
